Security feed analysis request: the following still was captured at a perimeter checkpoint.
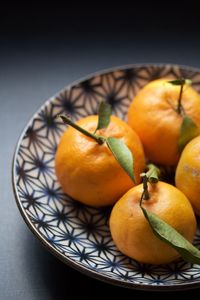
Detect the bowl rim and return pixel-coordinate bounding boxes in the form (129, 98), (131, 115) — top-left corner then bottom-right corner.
(12, 62), (200, 291)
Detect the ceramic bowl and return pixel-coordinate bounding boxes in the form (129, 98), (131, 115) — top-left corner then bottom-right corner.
(12, 64), (200, 291)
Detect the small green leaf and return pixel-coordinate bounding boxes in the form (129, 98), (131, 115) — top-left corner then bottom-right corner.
(168, 78), (192, 86)
(168, 79), (186, 85)
(106, 137), (135, 183)
(146, 163), (160, 183)
(95, 102), (112, 133)
(141, 206), (200, 265)
(178, 116), (200, 152)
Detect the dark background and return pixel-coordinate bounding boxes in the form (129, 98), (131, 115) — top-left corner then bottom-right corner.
(1, 2), (200, 299)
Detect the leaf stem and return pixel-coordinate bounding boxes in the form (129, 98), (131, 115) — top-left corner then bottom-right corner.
(142, 175), (150, 200)
(140, 164), (160, 205)
(59, 115), (105, 145)
(177, 78), (185, 115)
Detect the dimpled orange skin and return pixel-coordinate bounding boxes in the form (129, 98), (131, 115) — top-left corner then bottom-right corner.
(55, 115), (145, 207)
(128, 78), (200, 166)
(176, 136), (200, 216)
(110, 181), (196, 265)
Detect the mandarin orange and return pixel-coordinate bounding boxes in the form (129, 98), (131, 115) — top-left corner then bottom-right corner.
(176, 135), (200, 216)
(55, 115), (145, 207)
(128, 78), (200, 165)
(110, 181), (196, 264)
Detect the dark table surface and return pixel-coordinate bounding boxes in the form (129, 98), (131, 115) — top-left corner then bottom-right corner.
(1, 32), (200, 299)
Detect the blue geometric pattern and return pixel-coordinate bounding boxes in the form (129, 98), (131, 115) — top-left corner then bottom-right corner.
(13, 64), (200, 290)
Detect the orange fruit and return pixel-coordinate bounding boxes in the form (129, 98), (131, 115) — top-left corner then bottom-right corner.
(127, 78), (200, 166)
(110, 181), (196, 264)
(175, 135), (200, 216)
(55, 115), (145, 207)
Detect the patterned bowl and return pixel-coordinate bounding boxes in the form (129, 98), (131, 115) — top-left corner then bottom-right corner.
(12, 64), (200, 291)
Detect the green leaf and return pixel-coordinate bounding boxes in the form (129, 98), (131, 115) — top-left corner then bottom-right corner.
(141, 206), (200, 265)
(95, 102), (112, 133)
(106, 137), (135, 183)
(178, 116), (200, 152)
(168, 79), (186, 85)
(168, 78), (192, 86)
(146, 163), (160, 183)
